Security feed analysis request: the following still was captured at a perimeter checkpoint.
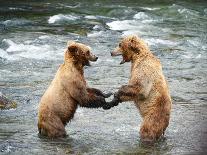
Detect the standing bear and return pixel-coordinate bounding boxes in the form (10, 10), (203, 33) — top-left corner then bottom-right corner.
(104, 35), (172, 142)
(38, 41), (111, 138)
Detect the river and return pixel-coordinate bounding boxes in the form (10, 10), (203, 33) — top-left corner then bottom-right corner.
(0, 0), (207, 154)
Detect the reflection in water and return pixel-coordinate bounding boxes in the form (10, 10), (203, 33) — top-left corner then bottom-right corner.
(0, 0), (207, 154)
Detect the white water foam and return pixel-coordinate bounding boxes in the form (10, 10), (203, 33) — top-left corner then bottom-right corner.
(133, 12), (150, 20)
(48, 14), (79, 24)
(106, 19), (155, 37)
(93, 25), (100, 30)
(85, 15), (97, 20)
(122, 30), (144, 36)
(107, 19), (152, 37)
(1, 39), (63, 60)
(107, 20), (139, 31)
(133, 12), (155, 23)
(139, 7), (160, 11)
(87, 31), (104, 37)
(0, 49), (11, 60)
(107, 12), (155, 32)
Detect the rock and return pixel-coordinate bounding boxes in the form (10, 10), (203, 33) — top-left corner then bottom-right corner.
(0, 92), (17, 110)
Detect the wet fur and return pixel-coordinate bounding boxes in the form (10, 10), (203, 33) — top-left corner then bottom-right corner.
(38, 41), (107, 138)
(110, 35), (172, 142)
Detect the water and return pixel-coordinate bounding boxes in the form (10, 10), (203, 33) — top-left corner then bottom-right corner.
(0, 0), (207, 154)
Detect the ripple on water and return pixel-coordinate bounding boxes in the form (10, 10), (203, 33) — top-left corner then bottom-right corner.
(145, 38), (178, 46)
(1, 19), (33, 27)
(0, 1), (207, 154)
(155, 4), (201, 20)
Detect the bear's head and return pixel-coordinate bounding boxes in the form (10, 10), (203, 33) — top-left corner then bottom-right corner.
(65, 41), (98, 66)
(111, 35), (150, 64)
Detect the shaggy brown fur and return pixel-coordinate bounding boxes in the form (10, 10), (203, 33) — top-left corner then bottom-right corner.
(105, 35), (172, 142)
(38, 41), (111, 138)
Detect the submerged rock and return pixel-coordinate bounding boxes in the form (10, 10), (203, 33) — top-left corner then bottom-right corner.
(0, 92), (17, 110)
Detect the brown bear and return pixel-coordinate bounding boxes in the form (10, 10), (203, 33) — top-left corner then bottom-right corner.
(104, 35), (172, 142)
(38, 41), (111, 138)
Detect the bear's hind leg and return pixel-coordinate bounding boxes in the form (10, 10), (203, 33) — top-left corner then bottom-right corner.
(38, 116), (66, 138)
(140, 117), (165, 143)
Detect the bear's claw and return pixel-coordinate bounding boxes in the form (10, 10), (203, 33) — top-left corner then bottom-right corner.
(103, 104), (112, 110)
(103, 92), (113, 98)
(102, 97), (120, 110)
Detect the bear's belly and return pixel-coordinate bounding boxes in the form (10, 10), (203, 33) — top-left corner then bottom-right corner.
(134, 100), (146, 118)
(134, 96), (156, 118)
(57, 99), (78, 125)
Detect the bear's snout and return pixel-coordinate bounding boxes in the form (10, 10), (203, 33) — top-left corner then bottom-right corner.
(111, 50), (122, 57)
(93, 56), (98, 61)
(89, 55), (98, 61)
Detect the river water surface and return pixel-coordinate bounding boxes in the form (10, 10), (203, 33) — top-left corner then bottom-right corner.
(0, 0), (207, 154)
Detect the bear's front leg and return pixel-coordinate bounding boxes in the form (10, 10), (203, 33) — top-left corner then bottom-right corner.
(103, 84), (143, 110)
(70, 82), (110, 108)
(81, 95), (107, 108)
(115, 85), (141, 101)
(87, 88), (112, 98)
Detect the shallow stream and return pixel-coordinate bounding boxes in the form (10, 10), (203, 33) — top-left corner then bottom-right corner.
(0, 0), (207, 154)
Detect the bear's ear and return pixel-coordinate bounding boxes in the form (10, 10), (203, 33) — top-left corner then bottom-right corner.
(68, 45), (78, 53)
(67, 40), (75, 46)
(129, 37), (140, 54)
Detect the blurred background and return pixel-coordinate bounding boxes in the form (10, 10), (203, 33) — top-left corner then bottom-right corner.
(0, 0), (207, 154)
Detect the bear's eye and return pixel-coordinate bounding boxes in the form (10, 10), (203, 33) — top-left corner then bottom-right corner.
(86, 50), (90, 56)
(119, 43), (122, 47)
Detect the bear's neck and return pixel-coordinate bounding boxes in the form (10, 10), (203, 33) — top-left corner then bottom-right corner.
(73, 62), (84, 75)
(64, 54), (84, 75)
(131, 50), (153, 68)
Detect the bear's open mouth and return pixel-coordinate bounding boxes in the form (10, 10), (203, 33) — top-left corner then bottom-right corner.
(120, 58), (125, 64)
(111, 50), (125, 64)
(85, 60), (91, 66)
(111, 51), (122, 57)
